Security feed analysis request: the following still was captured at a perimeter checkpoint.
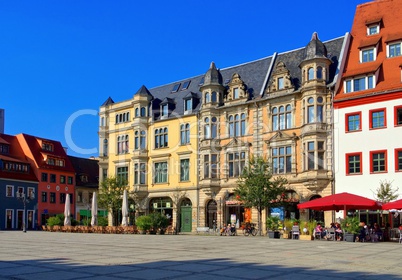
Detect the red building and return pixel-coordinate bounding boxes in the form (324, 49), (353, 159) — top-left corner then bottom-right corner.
(17, 133), (75, 226)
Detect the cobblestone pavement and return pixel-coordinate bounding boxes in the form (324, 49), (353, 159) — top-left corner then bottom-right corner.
(0, 231), (401, 279)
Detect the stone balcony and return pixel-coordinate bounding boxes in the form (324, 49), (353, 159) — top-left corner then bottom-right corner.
(301, 122), (328, 136)
(200, 138), (221, 151)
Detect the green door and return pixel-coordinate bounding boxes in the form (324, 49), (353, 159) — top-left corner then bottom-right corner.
(181, 206), (192, 232)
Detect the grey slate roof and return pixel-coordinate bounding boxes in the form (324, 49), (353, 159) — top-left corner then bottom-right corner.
(104, 33), (345, 119)
(265, 36), (345, 92)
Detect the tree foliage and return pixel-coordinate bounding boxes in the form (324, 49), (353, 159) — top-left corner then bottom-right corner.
(234, 155), (288, 235)
(372, 179), (399, 204)
(98, 177), (128, 225)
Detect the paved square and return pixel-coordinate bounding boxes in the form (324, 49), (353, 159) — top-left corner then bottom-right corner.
(0, 231), (400, 279)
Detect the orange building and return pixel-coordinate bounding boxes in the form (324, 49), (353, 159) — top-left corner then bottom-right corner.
(17, 133), (75, 226)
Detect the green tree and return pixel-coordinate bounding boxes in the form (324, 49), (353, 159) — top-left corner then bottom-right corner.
(372, 179), (399, 204)
(98, 177), (128, 226)
(234, 155), (288, 236)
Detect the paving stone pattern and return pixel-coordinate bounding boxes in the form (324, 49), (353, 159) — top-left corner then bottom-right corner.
(0, 231), (401, 279)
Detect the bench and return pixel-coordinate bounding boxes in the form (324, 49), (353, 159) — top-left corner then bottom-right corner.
(196, 227), (210, 234)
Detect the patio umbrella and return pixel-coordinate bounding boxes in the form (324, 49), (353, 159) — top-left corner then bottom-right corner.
(297, 192), (381, 218)
(64, 194), (71, 226)
(382, 198), (402, 210)
(91, 192), (98, 226)
(121, 190), (129, 226)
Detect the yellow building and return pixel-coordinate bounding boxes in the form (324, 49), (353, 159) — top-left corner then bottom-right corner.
(99, 32), (347, 232)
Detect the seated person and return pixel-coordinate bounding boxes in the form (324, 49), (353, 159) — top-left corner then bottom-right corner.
(372, 223), (383, 241)
(335, 223), (343, 241)
(315, 223), (326, 238)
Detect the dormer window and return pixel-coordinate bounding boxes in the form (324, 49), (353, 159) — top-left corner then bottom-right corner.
(345, 75), (375, 93)
(161, 104), (168, 117)
(233, 88), (239, 99)
(0, 144), (9, 154)
(388, 42), (401, 58)
(184, 98), (192, 112)
(361, 47), (375, 62)
(277, 77), (284, 90)
(367, 24), (379, 35)
(42, 142), (53, 152)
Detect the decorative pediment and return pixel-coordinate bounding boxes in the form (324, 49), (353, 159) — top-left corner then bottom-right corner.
(265, 131), (297, 144)
(225, 73), (248, 102)
(267, 62), (294, 92)
(223, 137), (252, 150)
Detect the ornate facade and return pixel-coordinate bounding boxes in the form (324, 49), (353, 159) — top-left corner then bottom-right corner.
(99, 32), (346, 231)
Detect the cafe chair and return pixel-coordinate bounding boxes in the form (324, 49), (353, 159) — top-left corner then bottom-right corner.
(291, 226), (300, 239)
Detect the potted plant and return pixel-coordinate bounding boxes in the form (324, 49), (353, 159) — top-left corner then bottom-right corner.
(135, 215), (152, 234)
(149, 212), (169, 234)
(266, 215), (281, 238)
(341, 216), (360, 242)
(282, 219), (293, 239)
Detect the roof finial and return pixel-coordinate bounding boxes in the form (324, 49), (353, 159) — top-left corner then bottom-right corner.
(311, 32), (318, 41)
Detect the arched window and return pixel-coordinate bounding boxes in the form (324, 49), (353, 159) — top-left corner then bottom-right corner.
(134, 131), (139, 150)
(205, 92), (210, 103)
(126, 112), (130, 121)
(115, 115), (119, 123)
(234, 114), (240, 136)
(140, 130), (146, 149)
(211, 117), (217, 138)
(135, 108), (139, 117)
(119, 114), (123, 123)
(308, 67), (314, 80)
(211, 91), (217, 102)
(103, 139), (108, 156)
(204, 117), (210, 138)
(181, 123), (190, 144)
(140, 107), (146, 117)
(272, 105), (292, 130)
(316, 66), (323, 80)
(228, 115), (234, 137)
(306, 97), (324, 123)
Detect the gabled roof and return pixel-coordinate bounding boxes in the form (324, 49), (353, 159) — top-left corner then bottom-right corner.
(17, 133), (75, 173)
(0, 133), (38, 182)
(68, 156), (99, 188)
(335, 0), (402, 102)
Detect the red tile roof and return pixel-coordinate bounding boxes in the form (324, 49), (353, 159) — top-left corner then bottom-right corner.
(17, 133), (75, 173)
(0, 133), (38, 182)
(335, 0), (402, 102)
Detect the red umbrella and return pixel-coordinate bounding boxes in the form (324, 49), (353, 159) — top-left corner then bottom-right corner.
(297, 192), (381, 217)
(382, 199), (402, 210)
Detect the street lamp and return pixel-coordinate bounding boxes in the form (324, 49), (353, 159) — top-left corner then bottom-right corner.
(16, 190), (35, 233)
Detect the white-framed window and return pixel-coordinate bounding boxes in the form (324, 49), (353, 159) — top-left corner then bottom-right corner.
(180, 123), (190, 145)
(367, 24), (379, 35)
(204, 154), (218, 179)
(180, 158), (190, 182)
(154, 162), (168, 183)
(361, 47), (375, 62)
(233, 87), (239, 99)
(304, 140), (325, 170)
(161, 104), (169, 117)
(387, 42), (401, 58)
(272, 146), (292, 174)
(6, 185), (14, 197)
(134, 162), (146, 184)
(184, 98), (192, 112)
(134, 130), (146, 150)
(228, 152), (246, 177)
(228, 113), (246, 137)
(154, 128), (168, 149)
(305, 97), (324, 124)
(344, 75), (375, 93)
(272, 105), (292, 130)
(204, 117), (217, 139)
(117, 135), (129, 154)
(277, 77), (284, 90)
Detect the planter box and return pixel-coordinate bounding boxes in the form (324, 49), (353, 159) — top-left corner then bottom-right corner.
(282, 233), (290, 239)
(268, 231), (280, 239)
(299, 235), (313, 241)
(344, 233), (356, 242)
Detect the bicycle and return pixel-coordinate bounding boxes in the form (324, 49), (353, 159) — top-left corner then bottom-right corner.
(243, 223), (257, 236)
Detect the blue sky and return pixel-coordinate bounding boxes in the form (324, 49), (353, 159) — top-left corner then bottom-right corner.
(1, 0), (367, 158)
